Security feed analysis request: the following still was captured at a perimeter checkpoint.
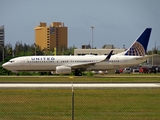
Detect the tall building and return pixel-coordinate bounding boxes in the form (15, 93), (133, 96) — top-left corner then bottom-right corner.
(35, 22), (68, 54)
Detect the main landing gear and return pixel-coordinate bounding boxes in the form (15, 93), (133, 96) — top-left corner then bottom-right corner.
(74, 70), (82, 76)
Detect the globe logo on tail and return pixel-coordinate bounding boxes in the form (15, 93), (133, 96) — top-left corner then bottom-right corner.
(125, 41), (145, 56)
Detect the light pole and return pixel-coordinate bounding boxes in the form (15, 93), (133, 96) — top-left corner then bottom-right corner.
(34, 43), (37, 56)
(91, 26), (95, 49)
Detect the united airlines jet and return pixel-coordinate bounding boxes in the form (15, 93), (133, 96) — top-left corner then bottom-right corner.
(2, 28), (152, 76)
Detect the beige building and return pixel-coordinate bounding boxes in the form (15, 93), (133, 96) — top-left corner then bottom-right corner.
(74, 49), (125, 55)
(35, 22), (68, 54)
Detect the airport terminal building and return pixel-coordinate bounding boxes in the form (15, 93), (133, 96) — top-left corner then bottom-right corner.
(74, 49), (125, 55)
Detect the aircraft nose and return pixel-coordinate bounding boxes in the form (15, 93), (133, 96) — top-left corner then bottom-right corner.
(2, 62), (8, 69)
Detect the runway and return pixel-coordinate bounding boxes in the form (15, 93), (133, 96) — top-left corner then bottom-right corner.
(0, 83), (160, 89)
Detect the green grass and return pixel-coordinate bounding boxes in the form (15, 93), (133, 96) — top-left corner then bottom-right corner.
(0, 89), (71, 120)
(0, 89), (160, 120)
(0, 74), (160, 82)
(0, 75), (160, 119)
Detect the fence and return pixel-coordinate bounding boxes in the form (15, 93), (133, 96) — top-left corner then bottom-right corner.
(0, 86), (160, 120)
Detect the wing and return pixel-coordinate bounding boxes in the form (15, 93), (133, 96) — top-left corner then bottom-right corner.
(67, 50), (113, 69)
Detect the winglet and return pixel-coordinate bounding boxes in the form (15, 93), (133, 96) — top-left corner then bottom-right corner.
(103, 50), (113, 62)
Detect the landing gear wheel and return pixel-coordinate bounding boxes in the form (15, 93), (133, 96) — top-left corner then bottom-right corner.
(79, 72), (82, 76)
(74, 70), (82, 76)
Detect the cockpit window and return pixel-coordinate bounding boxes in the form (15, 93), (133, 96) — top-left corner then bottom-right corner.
(9, 60), (15, 63)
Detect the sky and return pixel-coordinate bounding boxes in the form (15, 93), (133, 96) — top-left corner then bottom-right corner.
(0, 0), (160, 50)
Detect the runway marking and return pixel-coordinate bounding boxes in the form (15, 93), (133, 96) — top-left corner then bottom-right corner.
(0, 83), (160, 89)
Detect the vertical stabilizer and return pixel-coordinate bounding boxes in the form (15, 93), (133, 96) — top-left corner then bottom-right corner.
(125, 28), (152, 56)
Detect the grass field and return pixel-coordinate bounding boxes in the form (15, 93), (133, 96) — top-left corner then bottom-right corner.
(0, 75), (160, 120)
(0, 74), (160, 83)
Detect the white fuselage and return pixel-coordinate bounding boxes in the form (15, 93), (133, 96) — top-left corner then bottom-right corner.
(2, 55), (146, 72)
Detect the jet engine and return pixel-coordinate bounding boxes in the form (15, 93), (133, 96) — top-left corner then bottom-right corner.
(56, 66), (71, 74)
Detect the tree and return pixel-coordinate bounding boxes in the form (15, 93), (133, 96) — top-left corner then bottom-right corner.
(0, 56), (13, 75)
(63, 46), (77, 55)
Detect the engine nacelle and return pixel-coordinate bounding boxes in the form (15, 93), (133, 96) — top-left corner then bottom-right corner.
(56, 66), (71, 74)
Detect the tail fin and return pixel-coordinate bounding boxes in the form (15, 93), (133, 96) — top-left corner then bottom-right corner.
(125, 28), (152, 56)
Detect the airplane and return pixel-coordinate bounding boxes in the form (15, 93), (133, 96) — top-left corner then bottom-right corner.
(2, 28), (152, 76)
